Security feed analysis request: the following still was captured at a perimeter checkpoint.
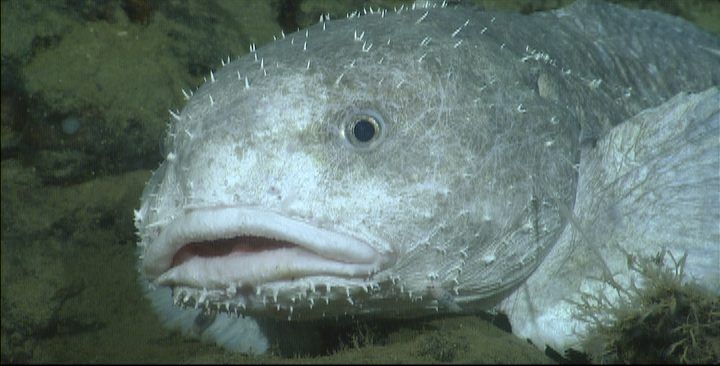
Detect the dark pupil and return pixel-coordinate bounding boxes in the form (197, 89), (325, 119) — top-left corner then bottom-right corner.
(353, 119), (376, 142)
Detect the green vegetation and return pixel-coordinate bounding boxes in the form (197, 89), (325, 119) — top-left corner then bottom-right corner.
(575, 250), (720, 364)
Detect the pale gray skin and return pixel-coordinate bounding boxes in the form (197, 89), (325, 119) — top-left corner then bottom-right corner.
(135, 0), (720, 355)
(501, 86), (719, 353)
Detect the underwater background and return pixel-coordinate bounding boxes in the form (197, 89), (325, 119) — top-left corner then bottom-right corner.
(1, 0), (718, 363)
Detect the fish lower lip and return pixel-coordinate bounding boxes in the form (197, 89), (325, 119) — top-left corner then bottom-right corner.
(141, 207), (392, 288)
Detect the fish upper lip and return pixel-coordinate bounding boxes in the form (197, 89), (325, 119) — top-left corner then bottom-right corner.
(141, 206), (392, 286)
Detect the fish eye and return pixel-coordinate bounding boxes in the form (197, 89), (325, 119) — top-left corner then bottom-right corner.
(344, 112), (384, 150)
(353, 118), (376, 142)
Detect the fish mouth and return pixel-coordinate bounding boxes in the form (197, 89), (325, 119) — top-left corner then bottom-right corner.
(141, 207), (392, 289)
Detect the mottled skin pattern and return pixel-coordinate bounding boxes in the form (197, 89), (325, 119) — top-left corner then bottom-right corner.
(135, 0), (719, 355)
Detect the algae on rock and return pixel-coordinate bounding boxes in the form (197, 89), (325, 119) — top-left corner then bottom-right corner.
(575, 249), (720, 364)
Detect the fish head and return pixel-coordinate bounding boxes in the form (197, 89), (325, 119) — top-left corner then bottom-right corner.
(135, 8), (580, 319)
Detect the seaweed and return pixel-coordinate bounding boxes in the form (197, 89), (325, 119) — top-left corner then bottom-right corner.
(573, 249), (720, 364)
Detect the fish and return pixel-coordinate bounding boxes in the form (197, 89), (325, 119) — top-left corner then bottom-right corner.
(134, 0), (720, 356)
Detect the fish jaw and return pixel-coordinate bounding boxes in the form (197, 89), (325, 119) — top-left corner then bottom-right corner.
(141, 206), (394, 291)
